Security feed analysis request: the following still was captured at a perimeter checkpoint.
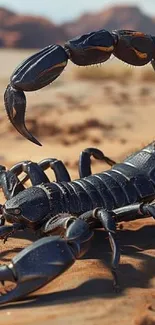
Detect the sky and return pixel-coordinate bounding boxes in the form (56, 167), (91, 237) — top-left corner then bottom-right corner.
(0, 0), (155, 23)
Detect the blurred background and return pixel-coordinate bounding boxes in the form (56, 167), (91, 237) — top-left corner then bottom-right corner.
(0, 0), (155, 48)
(0, 0), (155, 173)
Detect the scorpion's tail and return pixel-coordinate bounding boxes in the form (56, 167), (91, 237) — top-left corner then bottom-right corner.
(4, 45), (69, 146)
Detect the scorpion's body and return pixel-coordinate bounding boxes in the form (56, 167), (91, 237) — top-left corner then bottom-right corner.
(42, 143), (155, 219)
(0, 28), (154, 304)
(11, 142), (155, 234)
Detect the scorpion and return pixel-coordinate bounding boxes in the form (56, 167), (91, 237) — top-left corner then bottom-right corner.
(0, 28), (153, 304)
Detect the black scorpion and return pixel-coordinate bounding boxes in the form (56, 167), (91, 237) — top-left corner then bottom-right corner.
(0, 28), (154, 304)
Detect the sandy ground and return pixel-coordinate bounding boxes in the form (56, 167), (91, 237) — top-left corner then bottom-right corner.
(0, 50), (154, 324)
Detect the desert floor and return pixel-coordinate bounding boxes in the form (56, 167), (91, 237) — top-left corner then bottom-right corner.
(0, 49), (154, 324)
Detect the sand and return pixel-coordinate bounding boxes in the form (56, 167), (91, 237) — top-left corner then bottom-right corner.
(0, 50), (154, 324)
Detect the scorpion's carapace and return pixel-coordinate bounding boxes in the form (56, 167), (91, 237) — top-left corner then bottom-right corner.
(4, 29), (155, 145)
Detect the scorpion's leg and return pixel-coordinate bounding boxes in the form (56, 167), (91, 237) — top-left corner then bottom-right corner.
(4, 45), (69, 145)
(94, 208), (120, 291)
(38, 158), (71, 182)
(92, 201), (155, 290)
(10, 160), (50, 186)
(79, 208), (121, 291)
(79, 202), (155, 291)
(0, 215), (93, 304)
(141, 200), (155, 219)
(0, 165), (26, 232)
(13, 158), (71, 183)
(79, 148), (116, 178)
(113, 201), (155, 222)
(0, 165), (25, 200)
(0, 223), (25, 243)
(12, 157), (71, 185)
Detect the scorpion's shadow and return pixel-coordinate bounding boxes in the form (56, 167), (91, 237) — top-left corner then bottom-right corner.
(0, 221), (154, 309)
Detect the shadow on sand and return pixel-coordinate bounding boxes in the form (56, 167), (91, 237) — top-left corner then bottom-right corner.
(0, 221), (154, 309)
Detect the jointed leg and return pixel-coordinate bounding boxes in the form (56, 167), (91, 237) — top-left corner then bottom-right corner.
(10, 160), (50, 186)
(79, 208), (120, 291)
(113, 201), (155, 222)
(39, 158), (71, 182)
(0, 165), (25, 200)
(94, 208), (120, 291)
(12, 158), (71, 185)
(79, 200), (155, 291)
(79, 148), (116, 178)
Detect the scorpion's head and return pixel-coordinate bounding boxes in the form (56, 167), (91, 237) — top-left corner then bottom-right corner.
(2, 186), (50, 230)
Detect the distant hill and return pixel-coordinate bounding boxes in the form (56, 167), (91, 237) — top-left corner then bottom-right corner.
(0, 7), (68, 48)
(63, 5), (155, 38)
(0, 5), (155, 48)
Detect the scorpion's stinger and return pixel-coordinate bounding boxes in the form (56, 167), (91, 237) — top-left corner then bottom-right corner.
(4, 84), (41, 146)
(4, 45), (69, 145)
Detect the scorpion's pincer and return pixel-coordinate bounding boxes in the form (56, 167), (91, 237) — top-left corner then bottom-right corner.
(0, 219), (93, 304)
(4, 45), (69, 146)
(0, 236), (76, 304)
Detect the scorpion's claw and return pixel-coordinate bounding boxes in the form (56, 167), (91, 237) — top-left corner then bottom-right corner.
(4, 45), (68, 145)
(0, 236), (76, 304)
(0, 217), (93, 304)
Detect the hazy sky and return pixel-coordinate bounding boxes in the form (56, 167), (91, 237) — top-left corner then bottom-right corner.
(1, 0), (155, 23)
